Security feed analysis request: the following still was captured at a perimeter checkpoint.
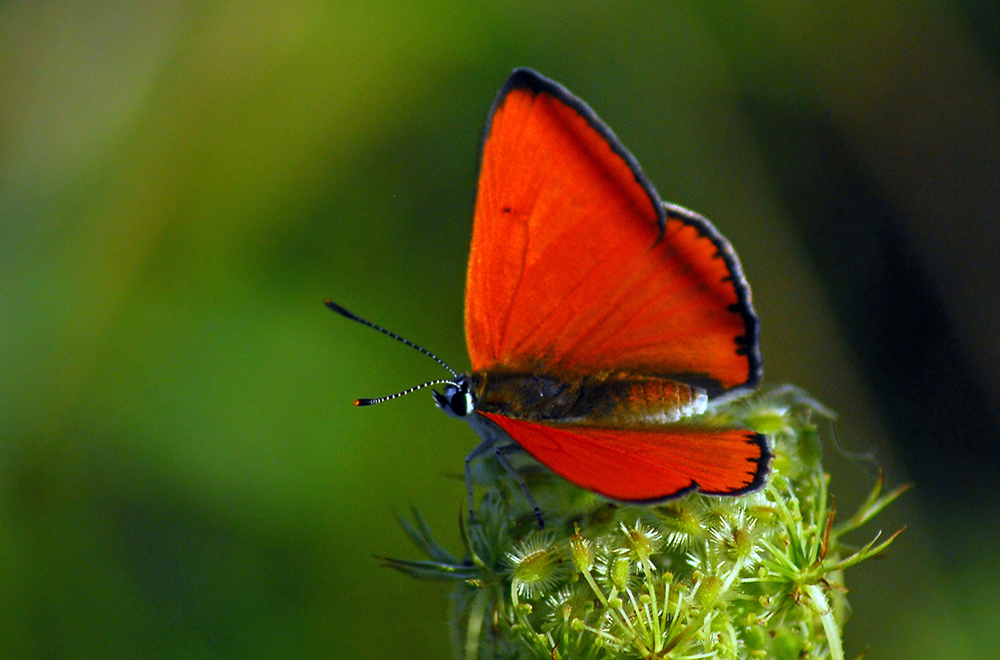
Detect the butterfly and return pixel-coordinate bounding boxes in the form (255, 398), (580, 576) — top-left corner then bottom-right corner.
(329, 68), (769, 527)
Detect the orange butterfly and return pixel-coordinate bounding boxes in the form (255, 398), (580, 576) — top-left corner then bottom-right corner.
(329, 69), (769, 527)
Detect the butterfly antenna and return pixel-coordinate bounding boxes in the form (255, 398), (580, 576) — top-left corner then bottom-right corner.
(354, 379), (456, 407)
(325, 300), (460, 379)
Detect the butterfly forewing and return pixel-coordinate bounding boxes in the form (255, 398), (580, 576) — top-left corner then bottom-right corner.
(465, 70), (760, 395)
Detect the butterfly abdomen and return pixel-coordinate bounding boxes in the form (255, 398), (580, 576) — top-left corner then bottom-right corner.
(470, 371), (708, 428)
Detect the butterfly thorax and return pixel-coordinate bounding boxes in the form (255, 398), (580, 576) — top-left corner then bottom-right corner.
(467, 371), (708, 428)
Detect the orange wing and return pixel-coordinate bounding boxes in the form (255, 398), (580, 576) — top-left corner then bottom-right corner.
(465, 69), (760, 396)
(480, 412), (769, 501)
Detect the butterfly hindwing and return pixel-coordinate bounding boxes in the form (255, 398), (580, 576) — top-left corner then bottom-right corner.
(480, 412), (769, 502)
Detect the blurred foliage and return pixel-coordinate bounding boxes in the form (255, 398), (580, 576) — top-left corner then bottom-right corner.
(1, 1), (998, 658)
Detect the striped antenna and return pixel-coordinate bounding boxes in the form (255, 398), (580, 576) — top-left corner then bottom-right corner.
(354, 379), (456, 407)
(326, 300), (460, 406)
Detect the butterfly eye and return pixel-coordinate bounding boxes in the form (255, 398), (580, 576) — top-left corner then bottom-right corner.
(451, 388), (474, 416)
(434, 381), (475, 418)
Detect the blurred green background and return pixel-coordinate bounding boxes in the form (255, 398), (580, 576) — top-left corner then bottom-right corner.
(3, 1), (999, 658)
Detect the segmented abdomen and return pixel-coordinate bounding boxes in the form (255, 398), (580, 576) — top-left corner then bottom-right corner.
(470, 371), (708, 428)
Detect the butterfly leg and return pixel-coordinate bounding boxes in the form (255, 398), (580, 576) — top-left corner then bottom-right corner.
(465, 412), (544, 528)
(491, 446), (545, 529)
(495, 442), (525, 456)
(464, 438), (496, 523)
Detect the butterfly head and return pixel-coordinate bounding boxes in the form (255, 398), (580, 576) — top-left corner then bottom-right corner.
(434, 375), (477, 418)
